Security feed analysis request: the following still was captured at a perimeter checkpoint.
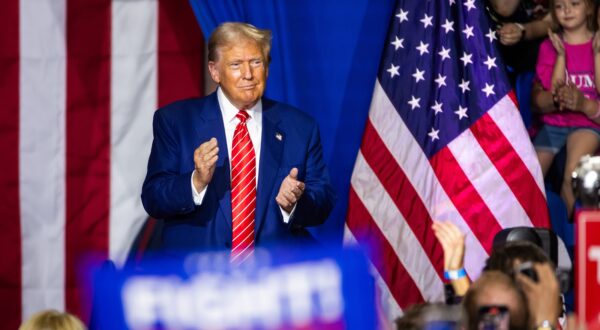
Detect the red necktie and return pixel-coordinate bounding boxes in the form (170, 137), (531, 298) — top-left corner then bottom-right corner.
(230, 110), (256, 263)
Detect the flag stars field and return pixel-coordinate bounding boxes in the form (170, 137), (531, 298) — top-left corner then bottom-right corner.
(397, 9), (409, 23)
(484, 56), (497, 70)
(408, 95), (421, 110)
(462, 25), (474, 39)
(416, 41), (429, 55)
(435, 74), (447, 88)
(387, 63), (400, 78)
(482, 83), (495, 97)
(460, 52), (473, 66)
(428, 128), (440, 141)
(486, 29), (497, 43)
(413, 68), (425, 83)
(391, 37), (404, 50)
(420, 14), (433, 28)
(431, 101), (443, 115)
(464, 0), (476, 11)
(438, 47), (451, 61)
(459, 79), (470, 93)
(455, 105), (468, 119)
(441, 19), (454, 33)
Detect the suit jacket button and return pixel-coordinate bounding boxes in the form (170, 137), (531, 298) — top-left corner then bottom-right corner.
(225, 242), (231, 248)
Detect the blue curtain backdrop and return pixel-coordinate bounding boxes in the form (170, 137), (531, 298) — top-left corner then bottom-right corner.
(188, 0), (396, 244)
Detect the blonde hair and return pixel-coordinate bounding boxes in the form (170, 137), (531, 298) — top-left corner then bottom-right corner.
(462, 271), (529, 330)
(19, 310), (86, 330)
(208, 22), (272, 64)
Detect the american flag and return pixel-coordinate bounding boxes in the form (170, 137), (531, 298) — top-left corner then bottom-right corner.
(345, 0), (550, 320)
(0, 1), (202, 328)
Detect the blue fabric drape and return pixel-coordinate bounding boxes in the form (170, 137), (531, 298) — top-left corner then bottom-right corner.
(188, 0), (396, 244)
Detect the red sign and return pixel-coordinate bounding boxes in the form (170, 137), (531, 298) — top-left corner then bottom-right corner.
(577, 210), (600, 326)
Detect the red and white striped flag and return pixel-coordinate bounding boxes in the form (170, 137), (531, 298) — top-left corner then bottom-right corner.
(0, 0), (203, 328)
(345, 0), (550, 322)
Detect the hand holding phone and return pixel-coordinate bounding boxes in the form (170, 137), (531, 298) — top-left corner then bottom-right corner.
(515, 261), (538, 282)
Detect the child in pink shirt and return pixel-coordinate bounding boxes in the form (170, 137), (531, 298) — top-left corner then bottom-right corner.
(532, 0), (600, 217)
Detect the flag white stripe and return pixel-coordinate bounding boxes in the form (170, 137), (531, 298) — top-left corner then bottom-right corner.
(487, 97), (546, 193)
(351, 152), (444, 301)
(448, 120), (534, 229)
(368, 80), (488, 278)
(19, 0), (67, 320)
(110, 0), (157, 266)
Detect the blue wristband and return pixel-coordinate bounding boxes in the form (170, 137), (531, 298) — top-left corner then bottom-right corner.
(444, 268), (467, 280)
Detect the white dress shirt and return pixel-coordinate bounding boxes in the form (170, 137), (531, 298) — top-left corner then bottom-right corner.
(191, 88), (292, 222)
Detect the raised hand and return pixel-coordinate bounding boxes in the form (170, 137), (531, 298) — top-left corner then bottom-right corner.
(432, 221), (466, 271)
(548, 29), (565, 56)
(432, 221), (469, 296)
(593, 32), (600, 54)
(275, 168), (305, 213)
(548, 29), (567, 94)
(193, 137), (219, 192)
(516, 262), (561, 329)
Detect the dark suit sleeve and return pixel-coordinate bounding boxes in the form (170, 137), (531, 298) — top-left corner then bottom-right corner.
(141, 109), (196, 219)
(289, 123), (336, 227)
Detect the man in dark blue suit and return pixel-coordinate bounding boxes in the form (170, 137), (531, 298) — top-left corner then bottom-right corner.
(141, 22), (335, 258)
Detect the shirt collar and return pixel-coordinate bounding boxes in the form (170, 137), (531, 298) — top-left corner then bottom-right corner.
(216, 87), (262, 124)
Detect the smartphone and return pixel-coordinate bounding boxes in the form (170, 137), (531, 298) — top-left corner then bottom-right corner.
(477, 305), (510, 330)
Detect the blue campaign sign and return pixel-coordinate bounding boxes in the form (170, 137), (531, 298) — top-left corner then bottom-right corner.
(90, 247), (376, 329)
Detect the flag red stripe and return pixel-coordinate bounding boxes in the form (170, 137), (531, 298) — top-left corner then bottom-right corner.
(157, 0), (203, 107)
(347, 188), (425, 309)
(508, 90), (518, 106)
(0, 0), (22, 328)
(430, 147), (503, 253)
(361, 121), (444, 279)
(472, 113), (550, 228)
(66, 0), (111, 320)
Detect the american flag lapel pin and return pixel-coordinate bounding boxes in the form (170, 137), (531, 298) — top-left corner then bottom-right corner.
(275, 132), (283, 141)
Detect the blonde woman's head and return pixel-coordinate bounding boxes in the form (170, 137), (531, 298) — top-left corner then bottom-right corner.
(19, 310), (86, 330)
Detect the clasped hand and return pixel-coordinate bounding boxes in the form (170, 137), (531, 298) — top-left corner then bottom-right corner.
(553, 83), (585, 112)
(497, 23), (524, 46)
(193, 138), (305, 213)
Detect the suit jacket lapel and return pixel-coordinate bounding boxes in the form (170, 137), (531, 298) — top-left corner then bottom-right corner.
(255, 101), (283, 238)
(194, 92), (232, 229)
